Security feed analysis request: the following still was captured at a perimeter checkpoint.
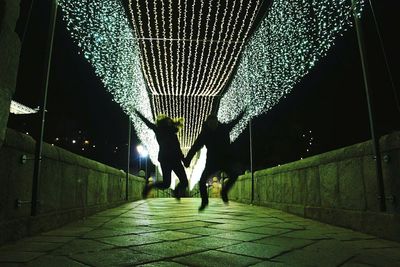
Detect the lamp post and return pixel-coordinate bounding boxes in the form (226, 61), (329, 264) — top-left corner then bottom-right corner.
(136, 144), (148, 179)
(249, 118), (254, 204)
(351, 0), (386, 212)
(31, 0), (58, 216)
(126, 119), (131, 201)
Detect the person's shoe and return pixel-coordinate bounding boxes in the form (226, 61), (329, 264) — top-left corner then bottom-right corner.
(198, 201), (209, 212)
(221, 188), (229, 203)
(142, 185), (150, 199)
(172, 189), (181, 201)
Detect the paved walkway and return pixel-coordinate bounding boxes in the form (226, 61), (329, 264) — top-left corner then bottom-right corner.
(1, 198), (399, 267)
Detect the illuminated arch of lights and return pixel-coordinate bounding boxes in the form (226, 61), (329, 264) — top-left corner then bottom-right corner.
(59, 0), (364, 188)
(218, 0), (365, 141)
(127, 0), (261, 152)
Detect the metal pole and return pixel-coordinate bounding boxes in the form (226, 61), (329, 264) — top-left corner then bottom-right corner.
(145, 157), (148, 180)
(352, 0), (386, 211)
(31, 0), (58, 216)
(249, 118), (254, 203)
(126, 119), (131, 201)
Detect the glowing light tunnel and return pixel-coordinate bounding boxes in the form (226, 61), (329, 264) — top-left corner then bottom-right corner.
(59, 0), (364, 188)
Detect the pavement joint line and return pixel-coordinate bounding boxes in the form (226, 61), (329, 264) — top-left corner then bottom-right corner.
(93, 238), (168, 248)
(267, 239), (320, 261)
(215, 246), (278, 261)
(65, 255), (95, 267)
(337, 254), (359, 267)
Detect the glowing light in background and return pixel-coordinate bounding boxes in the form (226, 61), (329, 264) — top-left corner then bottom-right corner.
(136, 144), (148, 158)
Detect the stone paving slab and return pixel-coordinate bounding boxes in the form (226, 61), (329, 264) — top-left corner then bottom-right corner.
(137, 261), (186, 267)
(25, 255), (88, 267)
(22, 236), (76, 244)
(132, 240), (206, 258)
(178, 236), (241, 249)
(272, 240), (358, 267)
(218, 242), (288, 259)
(0, 251), (44, 263)
(98, 234), (162, 247)
(138, 230), (199, 241)
(241, 226), (293, 236)
(70, 248), (161, 266)
(253, 236), (315, 250)
(173, 250), (262, 267)
(176, 226), (226, 236)
(1, 198), (400, 266)
(51, 239), (114, 256)
(41, 226), (94, 237)
(0, 241), (64, 253)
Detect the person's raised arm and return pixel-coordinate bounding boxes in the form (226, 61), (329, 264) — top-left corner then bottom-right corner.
(226, 109), (246, 131)
(135, 110), (156, 131)
(184, 130), (205, 167)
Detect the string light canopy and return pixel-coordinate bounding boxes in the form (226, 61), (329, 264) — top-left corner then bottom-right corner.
(127, 0), (261, 152)
(218, 0), (365, 141)
(59, 0), (261, 159)
(59, 0), (364, 187)
(59, 0), (159, 163)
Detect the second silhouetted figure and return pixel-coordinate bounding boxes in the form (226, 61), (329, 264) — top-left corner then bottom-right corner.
(184, 111), (245, 211)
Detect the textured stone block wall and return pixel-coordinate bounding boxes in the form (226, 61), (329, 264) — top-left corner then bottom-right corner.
(0, 0), (21, 147)
(229, 131), (400, 241)
(0, 129), (145, 244)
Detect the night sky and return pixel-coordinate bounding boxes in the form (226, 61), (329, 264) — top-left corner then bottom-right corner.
(8, 1), (400, 176)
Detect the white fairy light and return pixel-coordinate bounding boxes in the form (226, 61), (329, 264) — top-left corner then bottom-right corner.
(200, 0), (232, 97)
(168, 0), (174, 95)
(144, 0), (162, 95)
(178, 0), (188, 96)
(153, 1), (167, 96)
(128, 0), (156, 95)
(160, 0), (171, 95)
(183, 0), (197, 97)
(187, 0), (205, 97)
(212, 0), (261, 96)
(204, 0), (243, 96)
(194, 0), (221, 96)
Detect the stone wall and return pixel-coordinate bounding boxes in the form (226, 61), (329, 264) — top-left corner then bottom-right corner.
(229, 131), (400, 242)
(0, 0), (21, 147)
(0, 128), (145, 245)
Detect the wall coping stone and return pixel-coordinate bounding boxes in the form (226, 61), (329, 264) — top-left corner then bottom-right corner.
(253, 131), (399, 176)
(4, 128), (144, 180)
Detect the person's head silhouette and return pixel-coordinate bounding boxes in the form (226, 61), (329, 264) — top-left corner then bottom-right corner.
(205, 114), (218, 130)
(156, 114), (183, 133)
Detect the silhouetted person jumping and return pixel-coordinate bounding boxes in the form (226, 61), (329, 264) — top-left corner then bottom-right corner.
(184, 111), (245, 211)
(135, 110), (188, 199)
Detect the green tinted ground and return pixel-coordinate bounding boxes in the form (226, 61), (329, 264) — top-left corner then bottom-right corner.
(0, 198), (399, 266)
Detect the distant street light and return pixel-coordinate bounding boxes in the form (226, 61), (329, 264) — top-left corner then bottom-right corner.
(136, 144), (148, 158)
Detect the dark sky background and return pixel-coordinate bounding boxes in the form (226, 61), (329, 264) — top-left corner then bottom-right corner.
(8, 1), (400, 177)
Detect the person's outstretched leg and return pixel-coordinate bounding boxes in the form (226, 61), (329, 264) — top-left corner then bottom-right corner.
(198, 166), (215, 211)
(154, 163), (172, 189)
(221, 163), (242, 203)
(172, 161), (188, 200)
(143, 163), (172, 198)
